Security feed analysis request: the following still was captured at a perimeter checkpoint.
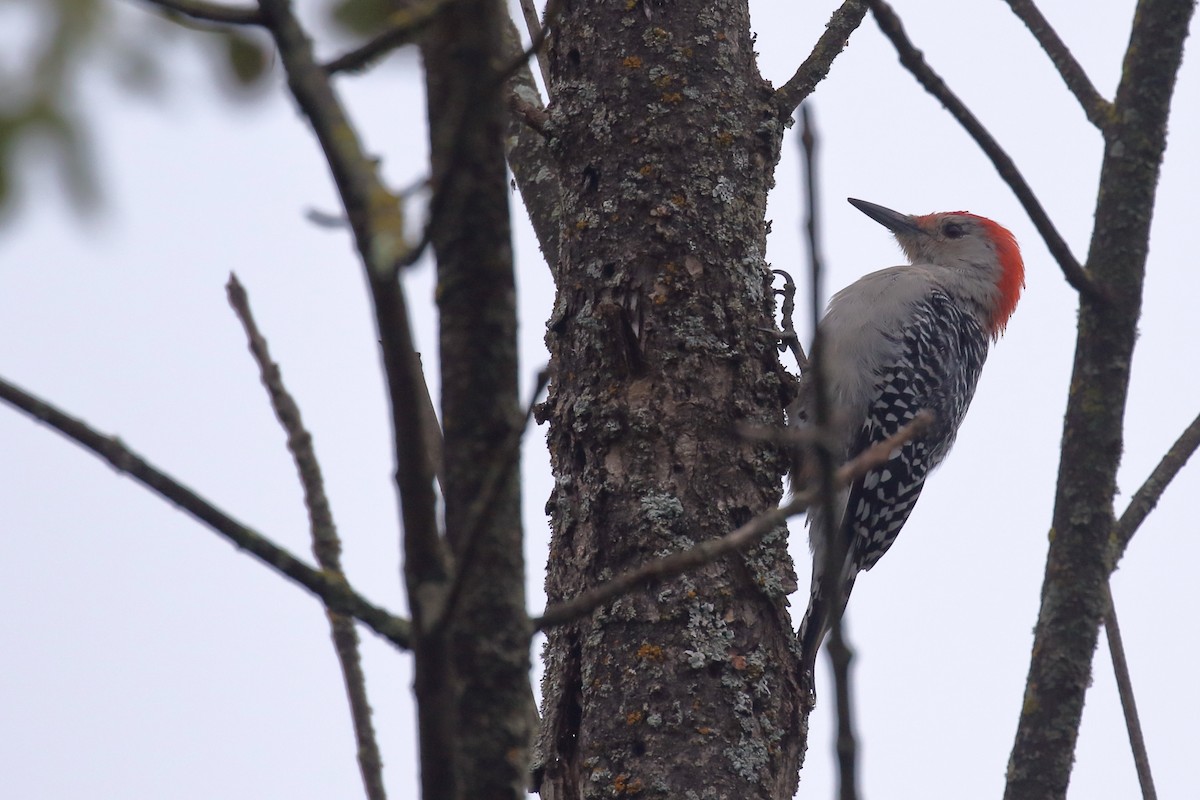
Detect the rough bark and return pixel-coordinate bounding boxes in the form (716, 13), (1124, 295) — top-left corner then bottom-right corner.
(534, 2), (803, 797)
(1004, 1), (1196, 797)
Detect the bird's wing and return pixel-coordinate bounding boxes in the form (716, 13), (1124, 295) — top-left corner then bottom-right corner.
(844, 289), (989, 572)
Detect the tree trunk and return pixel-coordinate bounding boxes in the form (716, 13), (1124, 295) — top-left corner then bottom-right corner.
(534, 2), (803, 797)
(420, 0), (533, 797)
(1004, 1), (1196, 797)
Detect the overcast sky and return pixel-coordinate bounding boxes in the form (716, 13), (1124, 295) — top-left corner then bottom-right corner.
(2, 1), (1197, 798)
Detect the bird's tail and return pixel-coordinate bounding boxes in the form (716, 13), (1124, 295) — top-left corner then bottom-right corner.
(798, 574), (858, 681)
(797, 504), (858, 681)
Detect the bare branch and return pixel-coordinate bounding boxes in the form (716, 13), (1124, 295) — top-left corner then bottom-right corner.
(226, 274), (387, 800)
(868, 0), (1102, 301)
(323, 0), (450, 75)
(496, 0), (561, 89)
(1002, 0), (1113, 129)
(795, 100), (848, 687)
(774, 0), (869, 118)
(1114, 409), (1200, 560)
(228, 274), (341, 570)
(826, 618), (861, 800)
(1005, 1), (1195, 794)
(137, 0), (262, 25)
(500, 14), (561, 268)
(799, 105), (824, 316)
(253, 0), (448, 619)
(517, 0), (551, 95)
(534, 412), (932, 630)
(801, 105), (859, 779)
(0, 373), (412, 650)
(1103, 583), (1157, 800)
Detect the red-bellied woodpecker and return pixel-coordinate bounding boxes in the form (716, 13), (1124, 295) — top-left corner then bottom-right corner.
(793, 198), (1025, 675)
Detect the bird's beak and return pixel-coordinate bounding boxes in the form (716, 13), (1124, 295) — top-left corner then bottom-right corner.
(847, 198), (923, 236)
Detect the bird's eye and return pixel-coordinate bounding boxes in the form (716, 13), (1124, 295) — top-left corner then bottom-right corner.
(942, 222), (965, 239)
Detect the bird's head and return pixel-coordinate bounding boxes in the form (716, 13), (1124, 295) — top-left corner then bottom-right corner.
(848, 198), (1025, 336)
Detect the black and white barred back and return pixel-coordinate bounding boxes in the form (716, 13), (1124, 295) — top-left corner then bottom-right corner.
(848, 289), (989, 571)
(798, 289), (990, 672)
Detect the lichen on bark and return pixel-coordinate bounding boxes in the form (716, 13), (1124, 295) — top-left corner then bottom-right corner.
(533, 1), (806, 797)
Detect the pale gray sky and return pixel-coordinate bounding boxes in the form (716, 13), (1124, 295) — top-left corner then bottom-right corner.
(1, 1), (1196, 797)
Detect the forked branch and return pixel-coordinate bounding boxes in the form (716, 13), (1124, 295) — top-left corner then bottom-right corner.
(0, 373), (413, 650)
(1002, 0), (1113, 129)
(253, 0), (448, 610)
(323, 0), (451, 75)
(1113, 409), (1200, 562)
(868, 0), (1101, 301)
(775, 0), (869, 117)
(227, 274), (388, 800)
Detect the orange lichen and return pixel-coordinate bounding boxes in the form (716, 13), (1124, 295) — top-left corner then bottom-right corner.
(636, 643), (664, 661)
(614, 774), (644, 795)
(622, 55), (643, 69)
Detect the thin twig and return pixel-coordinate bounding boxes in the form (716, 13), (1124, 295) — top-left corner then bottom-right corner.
(799, 104), (825, 333)
(1113, 409), (1200, 560)
(826, 617), (861, 800)
(868, 0), (1102, 302)
(1103, 582), (1157, 799)
(804, 103), (858, 794)
(0, 373), (412, 650)
(534, 412), (932, 630)
(499, 13), (561, 268)
(1002, 0), (1113, 129)
(496, 0), (560, 88)
(432, 368), (549, 632)
(226, 274), (387, 800)
(797, 99), (848, 690)
(797, 103), (822, 373)
(138, 0), (262, 25)
(517, 0), (552, 95)
(774, 0), (869, 117)
(322, 0), (450, 75)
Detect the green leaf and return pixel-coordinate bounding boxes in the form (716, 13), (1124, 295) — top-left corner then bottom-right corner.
(224, 30), (269, 86)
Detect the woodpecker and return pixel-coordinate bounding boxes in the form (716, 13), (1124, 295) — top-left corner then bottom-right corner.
(793, 198), (1024, 676)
